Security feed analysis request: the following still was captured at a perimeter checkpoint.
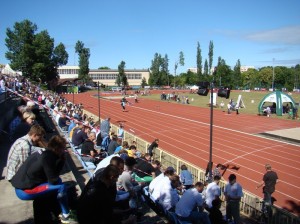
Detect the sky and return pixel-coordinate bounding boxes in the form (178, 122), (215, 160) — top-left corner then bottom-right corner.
(1, 0), (300, 74)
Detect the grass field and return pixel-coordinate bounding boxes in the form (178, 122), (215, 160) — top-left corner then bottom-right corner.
(141, 90), (300, 119)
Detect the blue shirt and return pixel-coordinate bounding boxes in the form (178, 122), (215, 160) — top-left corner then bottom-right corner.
(180, 170), (194, 186)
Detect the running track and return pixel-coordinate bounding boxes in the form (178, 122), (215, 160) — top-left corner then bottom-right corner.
(64, 91), (300, 215)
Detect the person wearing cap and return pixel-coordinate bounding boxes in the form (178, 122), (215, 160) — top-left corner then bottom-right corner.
(224, 174), (243, 224)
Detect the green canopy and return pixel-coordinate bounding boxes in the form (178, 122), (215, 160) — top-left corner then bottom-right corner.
(258, 91), (296, 116)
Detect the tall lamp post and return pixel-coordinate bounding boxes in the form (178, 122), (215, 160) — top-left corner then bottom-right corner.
(97, 81), (100, 122)
(272, 58), (275, 91)
(72, 81), (75, 104)
(197, 82), (230, 182)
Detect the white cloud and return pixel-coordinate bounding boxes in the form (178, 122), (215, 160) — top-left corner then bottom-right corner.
(245, 25), (300, 45)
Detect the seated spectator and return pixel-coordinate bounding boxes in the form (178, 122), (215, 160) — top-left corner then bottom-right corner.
(107, 135), (120, 155)
(115, 140), (129, 154)
(158, 175), (181, 213)
(127, 145), (140, 158)
(117, 157), (145, 210)
(8, 105), (27, 141)
(77, 164), (136, 224)
(152, 160), (162, 177)
(10, 135), (71, 224)
(175, 182), (210, 224)
(67, 119), (77, 137)
(134, 153), (156, 183)
(81, 132), (101, 165)
(114, 138), (123, 154)
(149, 167), (175, 194)
(12, 111), (36, 142)
(180, 164), (194, 190)
(6, 124), (46, 181)
(71, 125), (90, 148)
(209, 199), (227, 224)
(58, 112), (70, 131)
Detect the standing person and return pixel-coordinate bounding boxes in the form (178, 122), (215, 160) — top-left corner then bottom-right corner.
(147, 138), (159, 158)
(134, 93), (138, 103)
(6, 124), (46, 181)
(256, 164), (279, 209)
(117, 123), (124, 139)
(179, 164), (194, 190)
(100, 117), (111, 138)
(227, 102), (231, 114)
(205, 176), (221, 210)
(10, 135), (71, 224)
(175, 182), (211, 224)
(121, 97), (127, 112)
(224, 174), (243, 224)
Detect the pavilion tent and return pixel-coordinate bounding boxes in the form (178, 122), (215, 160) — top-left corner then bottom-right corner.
(258, 91), (296, 116)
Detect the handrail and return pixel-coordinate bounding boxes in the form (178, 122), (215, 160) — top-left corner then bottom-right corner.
(82, 109), (300, 224)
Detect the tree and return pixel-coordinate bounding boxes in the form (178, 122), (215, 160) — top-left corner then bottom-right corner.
(196, 41), (202, 81)
(233, 59), (242, 88)
(5, 19), (68, 87)
(141, 77), (147, 88)
(75, 41), (90, 83)
(208, 40), (214, 75)
(98, 66), (110, 69)
(203, 59), (209, 76)
(162, 54), (170, 86)
(117, 61), (128, 88)
(149, 53), (163, 86)
(174, 51), (185, 87)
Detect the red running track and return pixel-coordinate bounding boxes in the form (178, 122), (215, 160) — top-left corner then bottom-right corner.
(64, 92), (300, 215)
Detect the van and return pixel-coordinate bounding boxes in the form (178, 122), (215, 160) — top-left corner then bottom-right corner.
(111, 87), (122, 92)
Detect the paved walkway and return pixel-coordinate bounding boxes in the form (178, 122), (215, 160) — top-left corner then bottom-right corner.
(265, 127), (300, 143)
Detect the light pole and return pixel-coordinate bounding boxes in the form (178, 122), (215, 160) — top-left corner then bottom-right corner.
(72, 81), (75, 104)
(272, 58), (275, 91)
(208, 82), (214, 181)
(97, 81), (100, 122)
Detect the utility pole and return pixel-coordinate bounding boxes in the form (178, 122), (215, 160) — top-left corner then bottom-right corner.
(272, 58), (275, 91)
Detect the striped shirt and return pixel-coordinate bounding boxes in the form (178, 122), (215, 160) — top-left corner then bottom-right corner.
(5, 135), (35, 181)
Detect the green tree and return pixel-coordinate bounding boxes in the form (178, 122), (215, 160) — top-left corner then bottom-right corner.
(141, 77), (147, 88)
(233, 59), (242, 88)
(174, 51), (185, 87)
(162, 54), (170, 86)
(196, 41), (202, 81)
(98, 66), (110, 69)
(241, 68), (259, 89)
(149, 53), (164, 86)
(75, 41), (90, 83)
(203, 59), (209, 76)
(208, 40), (214, 75)
(258, 67), (273, 88)
(117, 61), (128, 88)
(215, 57), (232, 87)
(5, 19), (68, 87)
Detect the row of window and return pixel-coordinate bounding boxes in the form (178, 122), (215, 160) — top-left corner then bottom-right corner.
(58, 69), (79, 74)
(90, 73), (142, 80)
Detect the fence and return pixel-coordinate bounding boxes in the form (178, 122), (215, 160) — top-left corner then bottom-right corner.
(83, 109), (300, 224)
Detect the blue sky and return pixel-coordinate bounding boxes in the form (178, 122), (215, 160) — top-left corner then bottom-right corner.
(1, 0), (300, 74)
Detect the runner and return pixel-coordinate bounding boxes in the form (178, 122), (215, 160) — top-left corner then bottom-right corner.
(120, 97), (128, 112)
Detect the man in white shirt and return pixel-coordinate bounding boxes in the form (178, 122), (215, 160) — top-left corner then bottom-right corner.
(175, 182), (211, 224)
(205, 175), (221, 209)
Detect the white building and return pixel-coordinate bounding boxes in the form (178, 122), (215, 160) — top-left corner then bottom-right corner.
(57, 66), (150, 87)
(240, 66), (255, 73)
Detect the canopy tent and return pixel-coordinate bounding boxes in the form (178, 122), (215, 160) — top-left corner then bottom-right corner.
(258, 91), (296, 116)
(1, 64), (22, 76)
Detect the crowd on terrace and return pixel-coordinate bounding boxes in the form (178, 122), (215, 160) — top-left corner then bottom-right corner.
(1, 73), (250, 224)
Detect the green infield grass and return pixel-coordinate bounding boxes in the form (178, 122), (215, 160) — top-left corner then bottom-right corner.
(141, 90), (300, 119)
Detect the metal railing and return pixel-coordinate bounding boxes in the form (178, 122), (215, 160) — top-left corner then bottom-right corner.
(83, 109), (300, 224)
